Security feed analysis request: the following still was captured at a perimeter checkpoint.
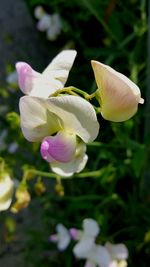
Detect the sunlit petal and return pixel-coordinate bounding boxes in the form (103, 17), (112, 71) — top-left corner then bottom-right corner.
(91, 60), (144, 122)
(19, 96), (61, 141)
(47, 95), (99, 143)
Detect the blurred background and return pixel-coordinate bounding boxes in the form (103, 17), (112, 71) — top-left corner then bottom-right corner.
(0, 0), (149, 266)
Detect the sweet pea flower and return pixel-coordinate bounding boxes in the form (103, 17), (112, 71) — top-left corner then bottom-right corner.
(91, 60), (144, 122)
(49, 223), (71, 251)
(0, 174), (14, 211)
(71, 218), (100, 257)
(16, 50), (77, 98)
(74, 243), (111, 267)
(34, 6), (62, 40)
(105, 242), (128, 267)
(19, 95), (99, 176)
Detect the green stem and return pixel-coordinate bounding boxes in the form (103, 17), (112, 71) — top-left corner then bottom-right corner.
(31, 169), (102, 179)
(50, 86), (96, 101)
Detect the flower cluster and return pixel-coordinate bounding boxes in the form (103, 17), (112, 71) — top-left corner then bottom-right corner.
(16, 49), (144, 177)
(49, 218), (129, 267)
(34, 6), (62, 41)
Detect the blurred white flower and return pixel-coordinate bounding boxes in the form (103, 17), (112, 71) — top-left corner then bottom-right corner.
(74, 243), (111, 267)
(0, 174), (14, 211)
(71, 218), (100, 257)
(105, 242), (129, 267)
(6, 70), (18, 86)
(46, 13), (62, 41)
(8, 142), (18, 154)
(34, 6), (62, 41)
(49, 223), (71, 251)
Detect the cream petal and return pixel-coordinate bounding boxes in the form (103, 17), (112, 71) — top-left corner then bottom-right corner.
(91, 60), (144, 122)
(105, 242), (128, 260)
(30, 50), (77, 98)
(83, 218), (100, 237)
(47, 95), (99, 143)
(34, 6), (45, 19)
(0, 175), (14, 211)
(19, 96), (61, 142)
(40, 131), (76, 163)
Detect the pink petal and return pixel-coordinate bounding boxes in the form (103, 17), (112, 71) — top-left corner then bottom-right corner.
(16, 62), (40, 94)
(40, 131), (76, 163)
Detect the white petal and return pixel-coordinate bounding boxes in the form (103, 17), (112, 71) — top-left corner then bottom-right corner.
(0, 175), (14, 211)
(29, 50), (77, 98)
(83, 218), (100, 237)
(47, 95), (99, 143)
(19, 96), (61, 142)
(73, 237), (94, 258)
(105, 242), (128, 260)
(50, 143), (88, 177)
(56, 224), (71, 251)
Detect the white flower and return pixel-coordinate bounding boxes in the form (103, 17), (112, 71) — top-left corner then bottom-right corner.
(91, 60), (144, 122)
(74, 243), (111, 267)
(0, 174), (14, 211)
(72, 218), (100, 257)
(6, 70), (18, 86)
(37, 14), (52, 31)
(19, 95), (99, 176)
(16, 50), (77, 98)
(34, 6), (45, 20)
(17, 50), (99, 176)
(46, 13), (62, 41)
(105, 242), (128, 267)
(49, 223), (71, 251)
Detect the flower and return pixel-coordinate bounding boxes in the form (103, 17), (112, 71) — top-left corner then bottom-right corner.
(105, 242), (128, 267)
(19, 95), (99, 176)
(0, 174), (14, 211)
(74, 243), (111, 267)
(71, 218), (100, 257)
(46, 14), (62, 41)
(34, 6), (62, 41)
(91, 60), (144, 122)
(16, 50), (77, 98)
(17, 50), (99, 176)
(49, 223), (71, 251)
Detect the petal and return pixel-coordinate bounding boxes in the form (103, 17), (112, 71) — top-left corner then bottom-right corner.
(85, 261), (96, 267)
(91, 60), (144, 122)
(0, 175), (14, 211)
(105, 242), (128, 260)
(37, 14), (51, 31)
(83, 218), (100, 237)
(73, 237), (94, 258)
(29, 50), (77, 98)
(40, 131), (76, 163)
(93, 245), (111, 267)
(47, 95), (99, 143)
(16, 62), (41, 95)
(34, 6), (45, 19)
(50, 143), (88, 177)
(19, 96), (61, 142)
(56, 224), (71, 251)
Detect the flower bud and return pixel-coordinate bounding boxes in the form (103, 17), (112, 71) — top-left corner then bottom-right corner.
(91, 60), (144, 122)
(11, 187), (31, 213)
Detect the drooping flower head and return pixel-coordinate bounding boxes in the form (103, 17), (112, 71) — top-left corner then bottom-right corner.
(49, 223), (71, 251)
(0, 173), (14, 211)
(91, 60), (144, 122)
(16, 50), (99, 176)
